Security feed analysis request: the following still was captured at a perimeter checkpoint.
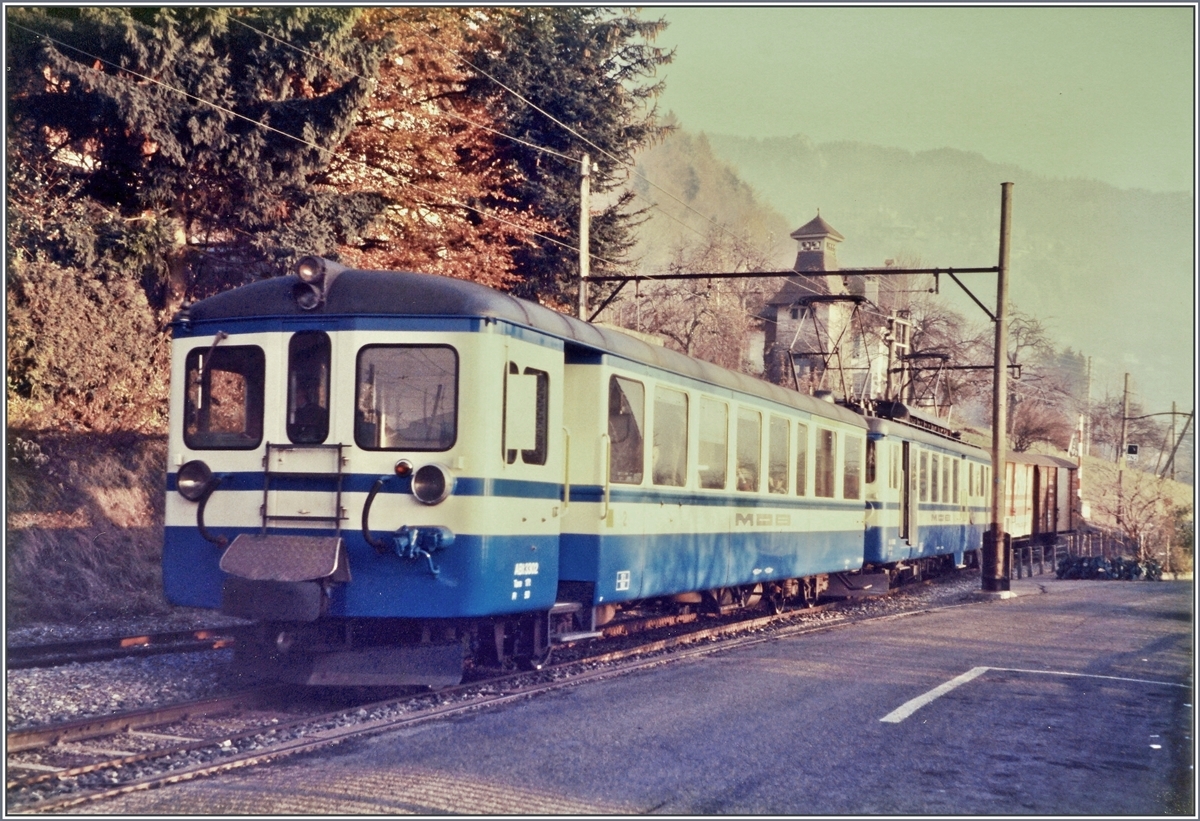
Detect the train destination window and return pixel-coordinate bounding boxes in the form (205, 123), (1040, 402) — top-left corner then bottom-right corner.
(768, 415), (789, 494)
(814, 428), (836, 498)
(736, 408), (761, 492)
(919, 451), (929, 502)
(930, 454), (940, 503)
(795, 422), (809, 496)
(844, 434), (863, 499)
(185, 345), (265, 450)
(355, 345), (458, 451)
(608, 376), (645, 484)
(653, 387), (688, 486)
(699, 397), (728, 489)
(287, 331), (330, 444)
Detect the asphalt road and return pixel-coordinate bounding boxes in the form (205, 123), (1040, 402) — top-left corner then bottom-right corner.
(82, 579), (1194, 815)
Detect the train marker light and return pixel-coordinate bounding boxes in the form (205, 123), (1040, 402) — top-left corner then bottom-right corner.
(412, 463), (455, 505)
(394, 459), (414, 477)
(177, 460), (215, 502)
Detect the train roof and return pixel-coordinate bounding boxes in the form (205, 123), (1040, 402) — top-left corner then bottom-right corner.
(178, 267), (868, 428)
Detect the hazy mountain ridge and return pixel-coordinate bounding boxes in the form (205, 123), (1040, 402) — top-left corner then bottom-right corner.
(643, 131), (1193, 411)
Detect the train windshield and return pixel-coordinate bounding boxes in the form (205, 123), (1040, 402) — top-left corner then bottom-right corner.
(355, 345), (458, 450)
(183, 345), (265, 450)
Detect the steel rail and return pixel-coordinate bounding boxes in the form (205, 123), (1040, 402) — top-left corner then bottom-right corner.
(7, 627), (249, 670)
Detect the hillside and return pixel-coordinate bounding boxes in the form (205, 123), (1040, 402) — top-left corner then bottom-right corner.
(693, 133), (1194, 415)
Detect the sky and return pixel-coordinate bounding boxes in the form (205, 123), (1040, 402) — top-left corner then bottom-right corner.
(644, 5), (1195, 194)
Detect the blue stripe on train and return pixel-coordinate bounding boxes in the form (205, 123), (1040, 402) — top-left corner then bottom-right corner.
(163, 526), (558, 618)
(863, 522), (986, 564)
(559, 528), (864, 603)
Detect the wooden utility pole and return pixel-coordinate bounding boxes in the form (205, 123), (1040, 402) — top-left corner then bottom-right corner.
(578, 153), (592, 321)
(982, 182), (1013, 593)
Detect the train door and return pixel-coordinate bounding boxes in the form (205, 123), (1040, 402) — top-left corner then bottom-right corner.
(900, 441), (916, 545)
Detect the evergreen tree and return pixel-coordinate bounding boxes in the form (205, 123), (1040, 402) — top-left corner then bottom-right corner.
(467, 8), (674, 306)
(7, 7), (387, 300)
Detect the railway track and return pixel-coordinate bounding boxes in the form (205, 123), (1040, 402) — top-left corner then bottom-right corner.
(6, 573), (969, 813)
(7, 627), (249, 670)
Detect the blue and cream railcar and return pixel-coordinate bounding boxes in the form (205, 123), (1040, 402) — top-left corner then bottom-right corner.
(166, 259), (575, 684)
(558, 335), (872, 618)
(863, 405), (991, 575)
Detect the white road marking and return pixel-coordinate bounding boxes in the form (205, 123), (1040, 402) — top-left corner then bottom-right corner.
(880, 666), (990, 723)
(881, 665), (1189, 724)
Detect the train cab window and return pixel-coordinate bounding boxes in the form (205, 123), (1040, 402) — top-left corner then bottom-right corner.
(768, 415), (789, 494)
(287, 331), (330, 444)
(919, 451), (929, 502)
(355, 345), (458, 450)
(795, 422), (809, 496)
(184, 344), (265, 450)
(652, 387), (688, 487)
(736, 408), (761, 492)
(608, 376), (645, 484)
(699, 397), (728, 489)
(814, 428), (836, 498)
(930, 454), (940, 503)
(844, 434), (863, 500)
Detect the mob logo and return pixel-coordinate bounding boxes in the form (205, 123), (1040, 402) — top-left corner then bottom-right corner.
(735, 513), (791, 527)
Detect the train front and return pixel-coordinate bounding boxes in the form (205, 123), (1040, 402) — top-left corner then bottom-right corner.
(162, 258), (562, 686)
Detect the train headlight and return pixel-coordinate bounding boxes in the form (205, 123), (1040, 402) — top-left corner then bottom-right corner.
(292, 256), (347, 311)
(411, 463), (455, 505)
(177, 459), (215, 502)
(296, 256), (326, 284)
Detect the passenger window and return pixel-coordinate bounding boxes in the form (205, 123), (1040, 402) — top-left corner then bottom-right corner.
(952, 459), (960, 503)
(699, 397), (728, 489)
(184, 344), (265, 450)
(844, 434), (863, 499)
(355, 345), (457, 450)
(608, 376), (645, 484)
(931, 454), (940, 503)
(653, 387), (688, 487)
(768, 415), (789, 494)
(736, 408), (761, 492)
(287, 331), (330, 445)
(919, 451), (929, 502)
(815, 428), (836, 498)
(795, 422), (809, 496)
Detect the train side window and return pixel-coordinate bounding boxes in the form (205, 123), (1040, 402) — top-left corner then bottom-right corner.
(355, 345), (458, 451)
(699, 397), (728, 489)
(919, 450), (929, 502)
(736, 408), (761, 492)
(184, 344), (265, 450)
(814, 428), (836, 498)
(844, 434), (863, 499)
(608, 376), (645, 484)
(890, 443), (900, 490)
(795, 422), (809, 496)
(942, 457), (951, 503)
(969, 463), (976, 496)
(768, 415), (789, 494)
(930, 454), (940, 503)
(953, 459), (960, 503)
(653, 387), (688, 486)
(287, 331), (330, 445)
(511, 367), (552, 468)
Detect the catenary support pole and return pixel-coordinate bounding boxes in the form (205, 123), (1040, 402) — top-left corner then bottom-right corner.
(983, 182), (1013, 592)
(578, 153), (591, 321)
